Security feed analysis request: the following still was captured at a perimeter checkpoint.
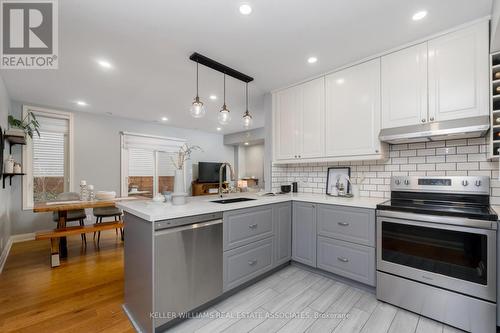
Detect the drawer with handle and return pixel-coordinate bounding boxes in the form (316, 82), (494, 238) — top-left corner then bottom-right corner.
(223, 237), (274, 291)
(223, 205), (274, 250)
(317, 236), (375, 286)
(317, 204), (375, 246)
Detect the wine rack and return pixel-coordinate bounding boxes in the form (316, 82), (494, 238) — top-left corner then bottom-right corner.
(491, 52), (500, 157)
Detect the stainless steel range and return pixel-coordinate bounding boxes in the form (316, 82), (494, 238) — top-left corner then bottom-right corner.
(376, 176), (497, 333)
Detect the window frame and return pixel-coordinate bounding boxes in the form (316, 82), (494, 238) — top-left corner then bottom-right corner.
(22, 105), (74, 210)
(120, 132), (186, 197)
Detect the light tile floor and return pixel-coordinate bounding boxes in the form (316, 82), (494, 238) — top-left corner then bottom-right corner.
(168, 265), (464, 333)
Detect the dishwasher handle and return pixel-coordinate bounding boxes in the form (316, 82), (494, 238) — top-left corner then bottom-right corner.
(155, 219), (223, 236)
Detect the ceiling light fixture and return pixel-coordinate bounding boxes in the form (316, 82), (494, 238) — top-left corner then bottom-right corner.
(216, 127), (222, 131)
(412, 10), (427, 21)
(242, 82), (253, 128)
(239, 3), (252, 15)
(307, 56), (318, 64)
(336, 78), (345, 85)
(75, 100), (88, 106)
(218, 73), (231, 125)
(244, 142), (249, 146)
(97, 59), (113, 69)
(161, 117), (168, 121)
(190, 60), (206, 118)
(209, 95), (217, 100)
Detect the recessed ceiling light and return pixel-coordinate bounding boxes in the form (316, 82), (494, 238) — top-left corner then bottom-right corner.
(216, 127), (222, 131)
(75, 100), (88, 106)
(96, 59), (113, 69)
(209, 95), (217, 100)
(412, 10), (427, 21)
(239, 4), (252, 15)
(336, 78), (345, 85)
(244, 142), (249, 146)
(161, 117), (168, 121)
(307, 56), (318, 64)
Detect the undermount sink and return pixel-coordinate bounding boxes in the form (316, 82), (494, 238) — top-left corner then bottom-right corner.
(211, 197), (257, 204)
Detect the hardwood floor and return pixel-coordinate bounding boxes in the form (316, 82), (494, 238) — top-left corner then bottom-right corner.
(0, 234), (463, 333)
(0, 232), (134, 333)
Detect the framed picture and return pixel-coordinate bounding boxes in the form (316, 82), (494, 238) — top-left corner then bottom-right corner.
(326, 167), (351, 196)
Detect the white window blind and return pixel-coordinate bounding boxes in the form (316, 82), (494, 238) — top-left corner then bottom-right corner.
(158, 152), (177, 176)
(32, 116), (68, 178)
(33, 131), (65, 177)
(128, 148), (154, 176)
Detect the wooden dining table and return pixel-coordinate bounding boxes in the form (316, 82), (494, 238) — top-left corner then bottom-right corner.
(33, 197), (140, 266)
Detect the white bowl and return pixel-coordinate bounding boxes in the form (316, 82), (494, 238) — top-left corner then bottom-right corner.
(96, 191), (116, 200)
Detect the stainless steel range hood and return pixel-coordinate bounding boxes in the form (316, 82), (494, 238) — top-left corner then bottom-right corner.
(378, 116), (490, 144)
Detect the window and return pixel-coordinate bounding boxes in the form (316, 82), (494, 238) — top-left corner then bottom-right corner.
(22, 106), (73, 209)
(120, 133), (185, 197)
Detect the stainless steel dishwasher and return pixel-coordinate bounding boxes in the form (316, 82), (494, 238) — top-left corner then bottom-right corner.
(154, 212), (223, 328)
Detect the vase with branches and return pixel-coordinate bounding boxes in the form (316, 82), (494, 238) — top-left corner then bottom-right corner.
(170, 144), (202, 170)
(170, 144), (202, 204)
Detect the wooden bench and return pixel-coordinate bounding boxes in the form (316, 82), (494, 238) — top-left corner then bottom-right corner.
(36, 221), (124, 267)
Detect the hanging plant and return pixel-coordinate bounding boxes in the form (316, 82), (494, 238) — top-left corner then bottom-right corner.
(8, 111), (40, 139)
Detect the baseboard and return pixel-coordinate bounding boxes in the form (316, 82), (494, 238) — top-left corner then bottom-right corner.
(0, 238), (13, 274)
(0, 233), (35, 274)
(10, 233), (35, 243)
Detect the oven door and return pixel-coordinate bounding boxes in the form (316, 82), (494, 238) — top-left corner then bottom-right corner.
(377, 215), (496, 302)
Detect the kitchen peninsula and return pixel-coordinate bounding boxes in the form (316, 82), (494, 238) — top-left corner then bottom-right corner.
(117, 193), (383, 332)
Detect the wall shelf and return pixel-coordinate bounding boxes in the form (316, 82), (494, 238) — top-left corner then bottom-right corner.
(4, 134), (26, 154)
(2, 173), (25, 189)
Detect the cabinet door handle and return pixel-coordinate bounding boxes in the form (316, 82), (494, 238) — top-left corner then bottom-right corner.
(248, 259), (258, 266)
(338, 222), (349, 227)
(248, 224), (258, 229)
(337, 257), (349, 263)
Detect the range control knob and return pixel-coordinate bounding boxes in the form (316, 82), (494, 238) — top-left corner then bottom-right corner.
(395, 179), (401, 185)
(462, 180), (469, 186)
(404, 179), (410, 185)
(475, 180), (482, 187)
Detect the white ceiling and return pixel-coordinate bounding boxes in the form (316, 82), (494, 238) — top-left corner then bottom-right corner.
(0, 0), (493, 134)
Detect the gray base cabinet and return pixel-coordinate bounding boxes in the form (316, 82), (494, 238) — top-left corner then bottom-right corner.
(222, 203), (292, 291)
(317, 204), (375, 246)
(223, 205), (274, 250)
(223, 237), (274, 291)
(292, 202), (317, 266)
(274, 202), (292, 266)
(317, 236), (376, 286)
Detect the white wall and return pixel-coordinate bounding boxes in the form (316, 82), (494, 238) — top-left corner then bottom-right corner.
(0, 75), (11, 253)
(242, 144), (265, 188)
(9, 101), (234, 234)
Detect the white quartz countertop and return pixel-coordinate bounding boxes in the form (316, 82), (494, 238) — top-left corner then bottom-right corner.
(116, 193), (386, 222)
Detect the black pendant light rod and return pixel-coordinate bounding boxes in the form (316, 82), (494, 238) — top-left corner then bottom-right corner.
(189, 52), (254, 83)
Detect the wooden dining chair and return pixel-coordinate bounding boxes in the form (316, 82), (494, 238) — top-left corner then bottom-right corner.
(52, 192), (87, 245)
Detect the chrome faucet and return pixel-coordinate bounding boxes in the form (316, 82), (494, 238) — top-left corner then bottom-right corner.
(219, 162), (235, 197)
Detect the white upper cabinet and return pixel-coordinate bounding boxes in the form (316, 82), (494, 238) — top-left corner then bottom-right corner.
(274, 85), (300, 160)
(428, 21), (489, 122)
(381, 43), (428, 128)
(298, 77), (325, 159)
(273, 77), (325, 161)
(325, 59), (381, 157)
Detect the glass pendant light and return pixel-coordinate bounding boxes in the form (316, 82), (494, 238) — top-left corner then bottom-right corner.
(190, 60), (206, 118)
(218, 73), (231, 125)
(242, 82), (253, 128)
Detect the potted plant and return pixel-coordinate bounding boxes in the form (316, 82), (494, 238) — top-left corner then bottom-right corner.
(6, 111), (40, 139)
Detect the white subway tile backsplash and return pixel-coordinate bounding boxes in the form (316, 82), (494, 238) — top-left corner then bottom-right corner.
(272, 138), (500, 201)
